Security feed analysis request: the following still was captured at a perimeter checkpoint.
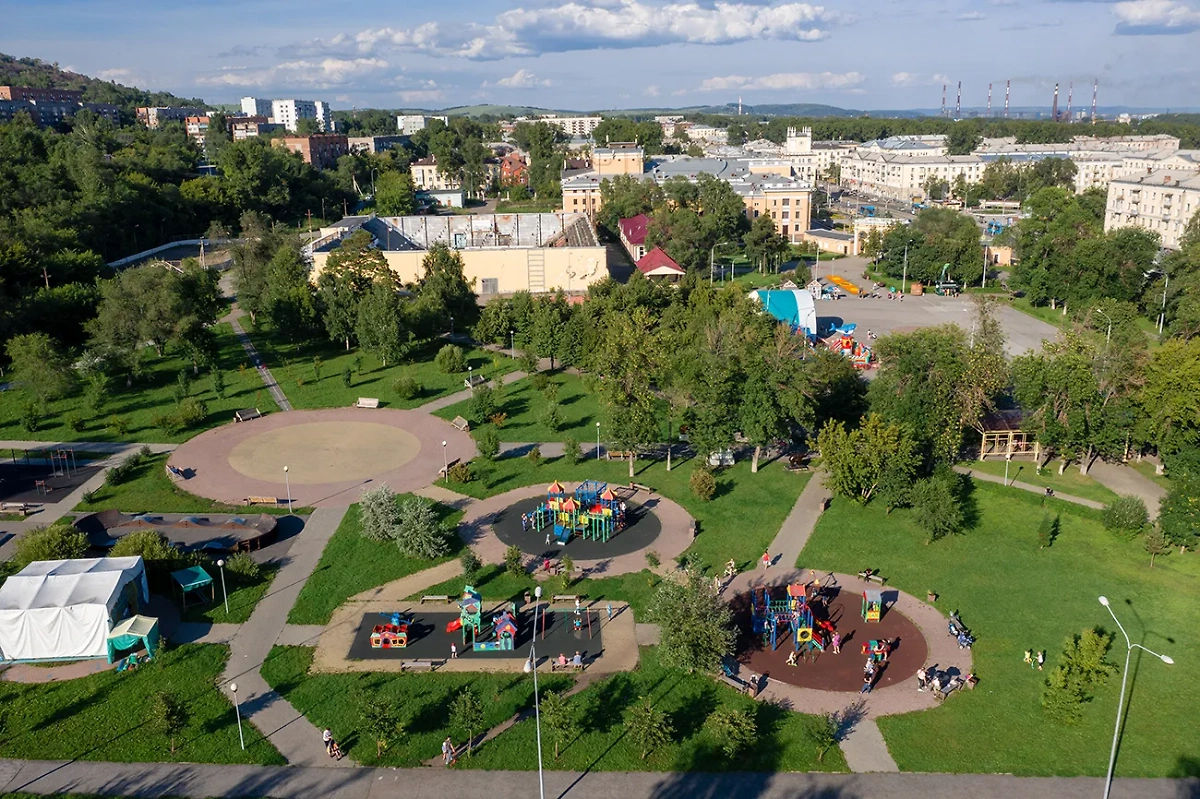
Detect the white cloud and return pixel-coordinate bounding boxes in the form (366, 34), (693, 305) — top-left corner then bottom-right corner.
(698, 71), (865, 92)
(483, 68), (554, 88)
(96, 68), (144, 86)
(645, 85), (661, 97)
(891, 72), (950, 87)
(1113, 0), (1200, 32)
(290, 1), (851, 61)
(957, 10), (987, 19)
(197, 57), (388, 88)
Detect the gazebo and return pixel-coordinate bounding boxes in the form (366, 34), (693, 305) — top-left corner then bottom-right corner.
(979, 410), (1041, 461)
(170, 565), (215, 610)
(635, 247), (687, 282)
(106, 614), (161, 663)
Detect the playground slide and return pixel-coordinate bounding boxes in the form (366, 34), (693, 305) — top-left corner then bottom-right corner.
(828, 275), (861, 295)
(445, 618), (463, 633)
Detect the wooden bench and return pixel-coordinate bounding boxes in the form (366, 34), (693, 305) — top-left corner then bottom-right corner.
(354, 397), (380, 409)
(606, 450), (634, 461)
(244, 496), (281, 506)
(933, 677), (965, 702)
(1, 502), (31, 516)
(165, 464), (188, 482)
(234, 408), (262, 423)
(402, 659), (439, 672)
(858, 569), (887, 585)
(464, 374), (487, 389)
(420, 595), (452, 604)
(450, 415), (470, 432)
(718, 672), (759, 697)
(552, 595), (581, 604)
(551, 662), (585, 673)
(628, 482), (653, 494)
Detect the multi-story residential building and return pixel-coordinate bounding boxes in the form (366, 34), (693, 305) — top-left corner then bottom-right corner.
(240, 97), (273, 117)
(593, 143), (644, 176)
(230, 117), (281, 140)
(272, 99), (334, 132)
(0, 86), (116, 127)
(411, 156), (452, 191)
(137, 105), (208, 128)
(1116, 148), (1200, 179)
(683, 124), (728, 145)
(347, 135), (409, 154)
(500, 152), (529, 186)
(185, 116), (212, 148)
(533, 115), (603, 137)
(273, 134), (348, 170)
(0, 86), (82, 103)
(1105, 170), (1200, 250)
(397, 114), (448, 135)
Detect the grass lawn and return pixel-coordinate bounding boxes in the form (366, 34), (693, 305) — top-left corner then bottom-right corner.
(800, 479), (1200, 777)
(180, 564), (278, 624)
(1010, 296), (1071, 328)
(287, 495), (464, 625)
(0, 644), (284, 765)
(411, 564), (665, 616)
(0, 323), (268, 444)
(260, 644), (574, 766)
(494, 198), (562, 213)
(249, 328), (519, 410)
(433, 371), (602, 442)
(73, 452), (310, 515)
(461, 646), (848, 773)
(443, 452), (809, 571)
(961, 458), (1120, 505)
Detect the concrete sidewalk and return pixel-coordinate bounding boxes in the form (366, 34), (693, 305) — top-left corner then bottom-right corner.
(1087, 460), (1166, 517)
(953, 466), (1105, 510)
(0, 758), (1191, 799)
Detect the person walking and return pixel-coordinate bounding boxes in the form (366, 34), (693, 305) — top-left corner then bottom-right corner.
(761, 551), (771, 571)
(860, 676), (873, 695)
(1037, 650), (1044, 671)
(916, 666), (928, 692)
(442, 737), (455, 766)
(450, 642), (458, 659)
(322, 728), (334, 757)
(831, 632), (841, 654)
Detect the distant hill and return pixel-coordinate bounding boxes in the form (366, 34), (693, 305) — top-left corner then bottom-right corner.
(0, 52), (207, 119)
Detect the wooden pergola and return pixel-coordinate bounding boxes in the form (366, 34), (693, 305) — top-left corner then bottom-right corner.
(979, 410), (1041, 461)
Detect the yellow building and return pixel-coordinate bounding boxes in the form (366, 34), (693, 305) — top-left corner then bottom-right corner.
(308, 213), (608, 295)
(593, 143), (645, 176)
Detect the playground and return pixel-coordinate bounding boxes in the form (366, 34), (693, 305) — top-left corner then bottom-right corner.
(491, 480), (662, 560)
(0, 458), (105, 506)
(167, 408), (475, 507)
(731, 582), (928, 692)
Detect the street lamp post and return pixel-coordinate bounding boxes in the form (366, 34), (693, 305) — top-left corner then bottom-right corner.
(1158, 269), (1169, 335)
(230, 682), (245, 751)
(1098, 596), (1174, 799)
(902, 240), (912, 294)
(1094, 306), (1113, 352)
(283, 466), (292, 514)
(370, 168), (378, 199)
(441, 440), (448, 478)
(510, 329), (515, 360)
(709, 241), (730, 285)
(524, 586), (546, 799)
(216, 559), (229, 615)
(596, 421), (601, 461)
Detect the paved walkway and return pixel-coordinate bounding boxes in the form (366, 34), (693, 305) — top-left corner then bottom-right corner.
(1087, 460), (1167, 517)
(0, 758), (1191, 799)
(768, 470), (831, 570)
(220, 505), (349, 767)
(415, 369), (530, 414)
(953, 466), (1104, 510)
(220, 300), (292, 413)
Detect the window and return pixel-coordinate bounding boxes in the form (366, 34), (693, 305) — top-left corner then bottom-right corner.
(481, 278), (499, 294)
(782, 198), (790, 206)
(782, 211), (790, 220)
(782, 225), (789, 235)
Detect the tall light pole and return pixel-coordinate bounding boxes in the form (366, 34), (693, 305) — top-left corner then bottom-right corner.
(441, 440), (448, 478)
(709, 240), (731, 285)
(902, 239), (913, 293)
(370, 168), (378, 199)
(1094, 306), (1113, 352)
(1098, 596), (1174, 799)
(230, 682), (245, 751)
(510, 329), (515, 360)
(1157, 269), (1169, 335)
(524, 586), (546, 799)
(283, 466), (292, 514)
(216, 558), (229, 616)
(596, 421), (601, 461)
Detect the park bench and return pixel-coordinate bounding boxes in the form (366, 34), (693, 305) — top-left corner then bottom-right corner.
(606, 450), (633, 461)
(718, 671), (759, 697)
(858, 569), (887, 585)
(354, 397), (380, 409)
(450, 416), (470, 432)
(551, 662), (586, 673)
(437, 459), (461, 479)
(420, 595), (452, 604)
(234, 408), (262, 423)
(165, 464), (188, 482)
(244, 496), (281, 506)
(402, 659), (439, 672)
(933, 676), (965, 702)
(1, 502), (32, 516)
(552, 595), (581, 604)
(464, 374), (487, 389)
(628, 482), (653, 494)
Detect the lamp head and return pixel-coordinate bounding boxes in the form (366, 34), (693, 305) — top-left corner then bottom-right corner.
(1161, 655), (1175, 665)
(523, 659), (532, 674)
(535, 586), (542, 599)
(596, 422), (601, 428)
(442, 440), (447, 447)
(284, 465), (288, 473)
(1099, 596), (1110, 607)
(217, 559), (224, 567)
(230, 682), (238, 693)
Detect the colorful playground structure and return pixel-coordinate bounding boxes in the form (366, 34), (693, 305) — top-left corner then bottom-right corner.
(862, 589), (883, 622)
(370, 612), (411, 649)
(825, 327), (873, 370)
(446, 585), (521, 651)
(529, 480), (626, 545)
(751, 583), (836, 658)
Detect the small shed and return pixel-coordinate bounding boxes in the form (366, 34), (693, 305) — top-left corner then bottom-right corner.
(980, 410), (1041, 461)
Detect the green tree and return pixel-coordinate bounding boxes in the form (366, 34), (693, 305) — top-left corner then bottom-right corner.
(415, 244), (478, 336)
(806, 713), (840, 763)
(151, 690), (189, 754)
(317, 231), (389, 350)
(817, 414), (920, 505)
(705, 707), (757, 759)
(393, 496), (450, 559)
(592, 307), (661, 477)
(13, 520), (89, 567)
(1103, 496), (1150, 539)
(946, 121), (982, 155)
(5, 331), (74, 402)
(1157, 469), (1200, 552)
(540, 690), (579, 760)
(358, 484), (399, 542)
(374, 169), (416, 216)
(911, 467), (966, 542)
(449, 688), (485, 756)
(1144, 526), (1170, 567)
(649, 566), (735, 673)
(356, 276), (411, 367)
(358, 691), (404, 759)
(625, 696), (673, 760)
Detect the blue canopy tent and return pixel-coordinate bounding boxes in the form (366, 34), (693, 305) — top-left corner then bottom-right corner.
(749, 289), (818, 338)
(106, 614), (160, 663)
(170, 565), (214, 610)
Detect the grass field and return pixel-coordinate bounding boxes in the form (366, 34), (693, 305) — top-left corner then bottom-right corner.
(287, 495), (464, 625)
(961, 458), (1120, 505)
(800, 480), (1200, 778)
(180, 564), (278, 624)
(73, 452), (310, 516)
(0, 644), (284, 765)
(494, 198), (561, 213)
(443, 451), (809, 571)
(260, 645), (574, 766)
(433, 372), (602, 442)
(459, 647), (848, 773)
(250, 328), (519, 411)
(0, 323), (269, 444)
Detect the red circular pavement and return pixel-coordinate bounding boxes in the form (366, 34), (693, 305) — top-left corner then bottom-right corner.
(168, 408), (476, 508)
(732, 586), (928, 692)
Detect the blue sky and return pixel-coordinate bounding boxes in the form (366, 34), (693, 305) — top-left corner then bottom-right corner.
(2, 0), (1198, 111)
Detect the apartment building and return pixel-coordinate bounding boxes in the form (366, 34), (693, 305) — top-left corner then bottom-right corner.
(238, 97), (333, 132)
(240, 97), (273, 117)
(534, 115), (603, 137)
(137, 105), (208, 128)
(273, 134), (348, 169)
(593, 143), (644, 176)
(397, 114), (448, 135)
(0, 86), (117, 127)
(1105, 170), (1200, 250)
(347, 135), (409, 154)
(231, 118), (281, 140)
(500, 152), (529, 186)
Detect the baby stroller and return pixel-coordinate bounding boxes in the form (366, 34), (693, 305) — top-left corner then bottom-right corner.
(948, 612), (975, 649)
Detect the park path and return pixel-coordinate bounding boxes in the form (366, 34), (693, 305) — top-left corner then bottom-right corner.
(218, 272), (291, 413)
(0, 757), (1191, 799)
(1086, 460), (1166, 517)
(952, 466), (1105, 510)
(220, 505), (348, 767)
(414, 369), (529, 414)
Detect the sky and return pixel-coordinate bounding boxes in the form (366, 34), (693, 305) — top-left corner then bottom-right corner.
(2, 0), (1198, 112)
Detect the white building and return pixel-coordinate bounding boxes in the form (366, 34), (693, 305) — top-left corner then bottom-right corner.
(240, 97), (272, 117)
(397, 114), (449, 135)
(239, 97), (333, 132)
(526, 115), (603, 137)
(1105, 169), (1200, 250)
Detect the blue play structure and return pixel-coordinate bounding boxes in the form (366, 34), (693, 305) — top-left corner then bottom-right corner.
(530, 480), (624, 544)
(750, 584), (829, 655)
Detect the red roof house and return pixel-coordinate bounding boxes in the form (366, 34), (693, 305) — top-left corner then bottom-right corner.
(618, 214), (650, 262)
(636, 247), (686, 280)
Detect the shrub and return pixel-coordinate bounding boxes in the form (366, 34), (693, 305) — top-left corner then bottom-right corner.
(540, 402), (563, 432)
(911, 467), (965, 543)
(151, 690), (189, 754)
(448, 461), (473, 484)
(805, 713), (840, 763)
(563, 435), (582, 465)
(342, 367), (352, 387)
(1041, 628), (1118, 724)
(67, 414), (86, 433)
(224, 551), (261, 583)
(645, 550), (661, 570)
(527, 445), (543, 466)
(175, 370), (191, 401)
(19, 400), (41, 433)
(489, 412), (508, 428)
(705, 707), (757, 758)
(530, 372), (550, 392)
(469, 385), (496, 423)
(1103, 495), (1149, 539)
(358, 484), (400, 542)
(14, 521), (89, 567)
(460, 550), (482, 582)
(690, 467), (716, 501)
(211, 369), (226, 399)
(436, 344), (466, 374)
(473, 425), (501, 460)
(108, 415), (129, 435)
(392, 374), (421, 400)
(155, 398), (208, 435)
(81, 489), (98, 505)
(1037, 513), (1059, 549)
(504, 544), (526, 577)
(110, 530), (183, 588)
(520, 351), (538, 374)
(312, 356), (323, 382)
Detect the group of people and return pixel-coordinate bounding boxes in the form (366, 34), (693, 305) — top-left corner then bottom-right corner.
(1024, 649), (1046, 670)
(861, 656), (884, 694)
(916, 665), (977, 696)
(556, 651), (584, 667)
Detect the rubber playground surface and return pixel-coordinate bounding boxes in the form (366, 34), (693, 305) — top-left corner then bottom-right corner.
(491, 496), (662, 560)
(346, 606), (604, 663)
(0, 461), (105, 505)
(732, 586), (928, 692)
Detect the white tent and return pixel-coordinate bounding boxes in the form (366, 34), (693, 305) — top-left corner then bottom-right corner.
(0, 557), (149, 662)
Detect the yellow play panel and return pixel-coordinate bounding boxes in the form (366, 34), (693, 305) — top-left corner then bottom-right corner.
(227, 422), (421, 484)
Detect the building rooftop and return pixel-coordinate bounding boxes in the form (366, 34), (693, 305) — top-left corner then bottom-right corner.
(636, 247), (685, 276)
(316, 213), (600, 254)
(805, 229), (854, 241)
(1110, 170), (1200, 189)
(618, 214), (650, 246)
